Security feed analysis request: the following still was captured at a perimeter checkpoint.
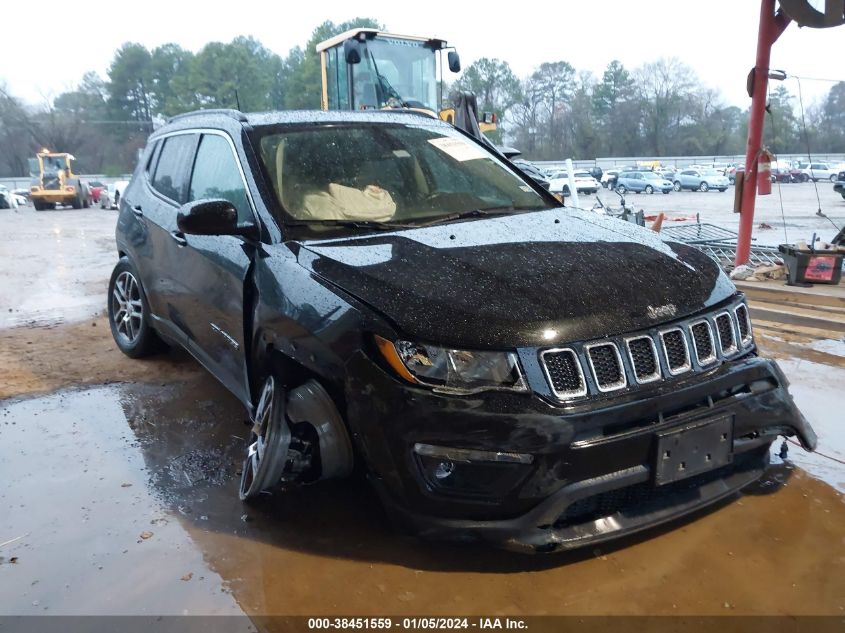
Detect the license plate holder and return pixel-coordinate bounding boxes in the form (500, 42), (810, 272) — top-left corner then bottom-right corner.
(655, 415), (734, 486)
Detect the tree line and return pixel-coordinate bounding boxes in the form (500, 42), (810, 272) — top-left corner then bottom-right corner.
(1, 18), (843, 177)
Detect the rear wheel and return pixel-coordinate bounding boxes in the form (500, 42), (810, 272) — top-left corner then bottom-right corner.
(107, 257), (165, 358)
(673, 181), (682, 192)
(699, 182), (709, 192)
(831, 175), (838, 183)
(644, 185), (654, 194)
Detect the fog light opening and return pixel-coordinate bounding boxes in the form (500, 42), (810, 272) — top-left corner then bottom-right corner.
(434, 461), (454, 480)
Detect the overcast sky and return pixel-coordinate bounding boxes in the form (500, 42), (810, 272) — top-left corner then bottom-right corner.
(3, 0), (843, 109)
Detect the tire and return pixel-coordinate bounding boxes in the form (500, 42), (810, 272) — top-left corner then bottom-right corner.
(719, 188), (727, 192)
(644, 185), (654, 194)
(699, 182), (709, 192)
(662, 189), (671, 194)
(673, 181), (682, 192)
(83, 196), (90, 209)
(107, 257), (166, 358)
(831, 175), (838, 183)
(71, 193), (82, 209)
(616, 184), (627, 194)
(240, 375), (291, 501)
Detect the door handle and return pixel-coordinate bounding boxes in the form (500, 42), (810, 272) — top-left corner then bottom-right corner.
(170, 230), (187, 246)
(132, 204), (143, 217)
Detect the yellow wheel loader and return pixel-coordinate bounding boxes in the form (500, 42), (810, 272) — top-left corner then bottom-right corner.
(316, 28), (497, 138)
(29, 150), (89, 211)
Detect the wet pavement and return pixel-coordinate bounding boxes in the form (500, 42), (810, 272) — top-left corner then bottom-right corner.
(1, 203), (844, 618)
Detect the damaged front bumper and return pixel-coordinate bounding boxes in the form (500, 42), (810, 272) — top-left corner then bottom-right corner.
(352, 355), (816, 553)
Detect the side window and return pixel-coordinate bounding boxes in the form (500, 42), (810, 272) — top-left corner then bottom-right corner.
(152, 134), (197, 203)
(145, 140), (161, 177)
(189, 134), (252, 223)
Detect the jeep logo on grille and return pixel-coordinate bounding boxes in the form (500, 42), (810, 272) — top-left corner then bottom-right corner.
(647, 304), (677, 319)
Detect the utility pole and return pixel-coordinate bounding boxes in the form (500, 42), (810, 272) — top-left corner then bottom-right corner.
(735, 0), (844, 265)
(735, 0), (792, 266)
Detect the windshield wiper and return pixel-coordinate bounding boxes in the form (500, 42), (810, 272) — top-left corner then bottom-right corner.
(414, 206), (522, 226)
(286, 219), (410, 231)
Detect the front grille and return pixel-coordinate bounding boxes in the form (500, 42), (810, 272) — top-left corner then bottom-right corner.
(586, 343), (626, 391)
(715, 313), (737, 354)
(542, 349), (586, 398)
(660, 329), (690, 374)
(626, 336), (660, 383)
(734, 305), (751, 344)
(690, 321), (716, 365)
(538, 300), (752, 402)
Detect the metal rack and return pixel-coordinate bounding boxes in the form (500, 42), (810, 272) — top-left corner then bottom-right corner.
(661, 222), (782, 267)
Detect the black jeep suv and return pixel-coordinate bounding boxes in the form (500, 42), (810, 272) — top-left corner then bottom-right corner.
(108, 109), (816, 552)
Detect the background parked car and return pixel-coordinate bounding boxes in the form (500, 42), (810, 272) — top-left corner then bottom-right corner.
(548, 170), (600, 195)
(87, 180), (106, 203)
(797, 161), (838, 182)
(600, 169), (620, 189)
(0, 185), (17, 209)
(673, 168), (729, 192)
(834, 169), (845, 200)
(103, 180), (130, 209)
(615, 171), (673, 194)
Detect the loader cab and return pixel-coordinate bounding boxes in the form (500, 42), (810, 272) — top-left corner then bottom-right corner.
(317, 28), (460, 118)
(30, 152), (74, 179)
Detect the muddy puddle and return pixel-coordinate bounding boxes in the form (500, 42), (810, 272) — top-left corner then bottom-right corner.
(2, 373), (844, 616)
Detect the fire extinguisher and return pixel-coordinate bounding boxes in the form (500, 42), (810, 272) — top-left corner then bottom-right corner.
(757, 148), (773, 196)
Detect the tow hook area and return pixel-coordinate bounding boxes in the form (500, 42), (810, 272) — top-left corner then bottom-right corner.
(239, 377), (354, 500)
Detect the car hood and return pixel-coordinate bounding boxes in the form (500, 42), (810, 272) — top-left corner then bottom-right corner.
(295, 209), (736, 348)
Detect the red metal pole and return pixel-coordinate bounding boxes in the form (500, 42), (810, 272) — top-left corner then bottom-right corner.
(735, 0), (791, 266)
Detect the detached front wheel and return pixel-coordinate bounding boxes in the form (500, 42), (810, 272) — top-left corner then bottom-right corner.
(240, 376), (291, 501)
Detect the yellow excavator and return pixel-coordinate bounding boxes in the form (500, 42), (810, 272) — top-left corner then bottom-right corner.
(316, 28), (496, 137)
(29, 149), (90, 210)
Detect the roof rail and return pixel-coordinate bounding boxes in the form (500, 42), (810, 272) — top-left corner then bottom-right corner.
(167, 108), (247, 124)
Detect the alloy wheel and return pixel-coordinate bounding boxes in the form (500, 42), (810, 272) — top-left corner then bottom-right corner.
(239, 376), (290, 500)
(111, 271), (143, 345)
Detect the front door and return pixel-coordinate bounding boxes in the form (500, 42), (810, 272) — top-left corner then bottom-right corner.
(167, 132), (256, 405)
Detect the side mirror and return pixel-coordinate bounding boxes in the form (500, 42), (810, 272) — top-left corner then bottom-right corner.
(343, 39), (361, 65)
(177, 199), (253, 237)
(447, 50), (461, 73)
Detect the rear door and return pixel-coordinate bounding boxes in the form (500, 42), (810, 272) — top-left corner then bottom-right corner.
(166, 131), (256, 404)
(140, 132), (199, 335)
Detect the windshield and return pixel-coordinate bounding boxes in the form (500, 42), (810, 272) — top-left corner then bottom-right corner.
(352, 38), (438, 112)
(255, 123), (554, 231)
(41, 155), (68, 173)
(28, 158), (39, 177)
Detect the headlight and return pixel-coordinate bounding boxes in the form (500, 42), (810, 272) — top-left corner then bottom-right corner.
(375, 336), (528, 395)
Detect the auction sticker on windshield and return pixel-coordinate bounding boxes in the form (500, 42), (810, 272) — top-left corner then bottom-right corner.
(428, 136), (486, 161)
